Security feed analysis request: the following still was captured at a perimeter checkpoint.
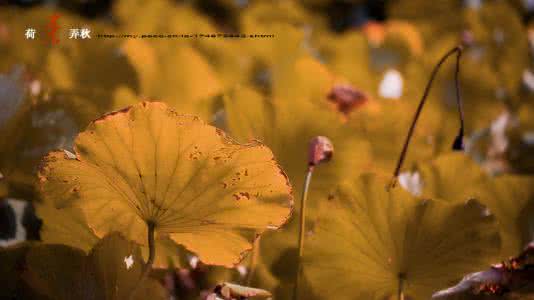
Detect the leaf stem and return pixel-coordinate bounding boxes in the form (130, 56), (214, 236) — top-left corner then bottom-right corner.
(146, 221), (156, 267)
(398, 276), (405, 300)
(293, 165), (314, 300)
(129, 221), (156, 300)
(391, 45), (464, 186)
(246, 235), (261, 285)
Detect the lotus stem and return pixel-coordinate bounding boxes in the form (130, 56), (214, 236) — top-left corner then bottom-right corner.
(129, 221), (156, 300)
(391, 45), (465, 187)
(146, 221), (156, 267)
(398, 275), (405, 300)
(246, 235), (261, 285)
(293, 165), (314, 300)
(292, 136), (333, 299)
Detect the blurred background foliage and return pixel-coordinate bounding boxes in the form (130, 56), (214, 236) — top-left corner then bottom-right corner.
(1, 0), (534, 299)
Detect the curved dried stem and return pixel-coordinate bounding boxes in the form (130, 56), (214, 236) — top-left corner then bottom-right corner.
(391, 45), (465, 187)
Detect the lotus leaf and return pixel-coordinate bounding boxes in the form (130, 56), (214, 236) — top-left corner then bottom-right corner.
(24, 233), (167, 300)
(38, 101), (293, 267)
(416, 153), (534, 256)
(304, 173), (501, 300)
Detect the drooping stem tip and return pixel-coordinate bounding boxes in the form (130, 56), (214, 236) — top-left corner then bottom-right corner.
(391, 45), (465, 184)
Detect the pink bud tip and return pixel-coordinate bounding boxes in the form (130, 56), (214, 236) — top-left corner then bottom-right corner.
(308, 136), (334, 166)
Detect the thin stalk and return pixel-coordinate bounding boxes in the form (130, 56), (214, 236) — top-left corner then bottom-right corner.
(129, 221), (156, 300)
(293, 165), (314, 300)
(146, 221), (156, 267)
(398, 276), (405, 300)
(391, 45), (465, 186)
(246, 235), (261, 285)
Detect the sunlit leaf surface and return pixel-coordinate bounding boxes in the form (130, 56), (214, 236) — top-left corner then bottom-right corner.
(38, 101), (293, 267)
(417, 153), (534, 257)
(304, 173), (501, 300)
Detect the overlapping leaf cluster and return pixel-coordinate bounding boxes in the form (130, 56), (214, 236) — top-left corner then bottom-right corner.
(1, 0), (533, 299)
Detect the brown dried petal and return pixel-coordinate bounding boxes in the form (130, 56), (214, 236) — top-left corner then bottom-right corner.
(327, 84), (369, 116)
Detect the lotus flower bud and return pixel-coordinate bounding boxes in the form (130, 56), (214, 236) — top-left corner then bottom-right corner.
(308, 136), (334, 167)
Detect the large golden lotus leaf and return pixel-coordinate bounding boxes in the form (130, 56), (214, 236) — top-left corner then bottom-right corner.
(38, 101), (293, 267)
(304, 173), (501, 300)
(416, 153), (534, 257)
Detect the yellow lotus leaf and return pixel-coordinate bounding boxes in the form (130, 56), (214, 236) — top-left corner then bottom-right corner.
(38, 101), (293, 267)
(116, 1), (248, 96)
(415, 153), (486, 202)
(113, 0), (214, 36)
(314, 31), (373, 90)
(387, 0), (463, 43)
(385, 20), (424, 56)
(111, 85), (139, 111)
(121, 39), (222, 118)
(479, 175), (534, 257)
(23, 233), (167, 300)
(36, 205), (98, 253)
(273, 55), (337, 110)
(45, 32), (137, 96)
(240, 0), (328, 44)
(240, 21), (304, 72)
(416, 153), (534, 257)
(242, 0), (319, 29)
(36, 202), (191, 268)
(304, 173), (501, 300)
(113, 0), (177, 33)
